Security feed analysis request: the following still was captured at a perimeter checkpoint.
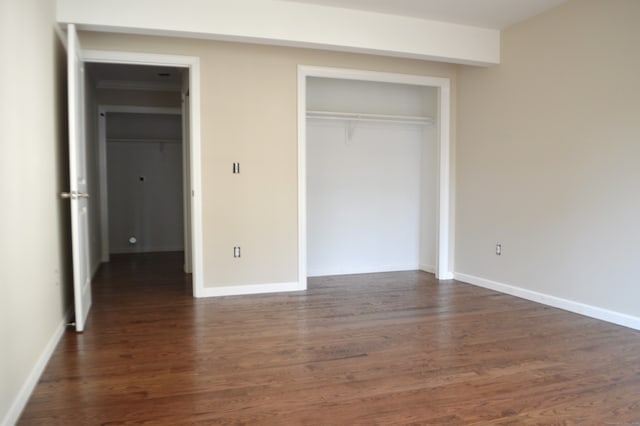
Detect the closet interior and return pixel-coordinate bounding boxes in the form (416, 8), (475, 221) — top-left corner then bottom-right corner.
(306, 77), (438, 277)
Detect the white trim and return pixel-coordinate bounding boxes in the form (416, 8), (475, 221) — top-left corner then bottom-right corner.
(297, 65), (453, 286)
(97, 108), (109, 263)
(436, 84), (452, 280)
(297, 67), (308, 290)
(2, 310), (71, 426)
(438, 271), (454, 280)
(199, 282), (304, 298)
(454, 272), (640, 331)
(84, 50), (203, 298)
(419, 263), (436, 274)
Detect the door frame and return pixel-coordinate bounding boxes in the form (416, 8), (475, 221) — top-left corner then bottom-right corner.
(84, 49), (204, 297)
(297, 66), (453, 286)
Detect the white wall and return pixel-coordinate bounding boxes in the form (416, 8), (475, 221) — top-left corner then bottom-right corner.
(0, 0), (71, 424)
(456, 0), (640, 327)
(57, 0), (499, 65)
(306, 78), (437, 276)
(107, 113), (184, 254)
(307, 78), (437, 117)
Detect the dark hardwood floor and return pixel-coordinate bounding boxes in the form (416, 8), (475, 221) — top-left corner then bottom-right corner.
(19, 252), (640, 424)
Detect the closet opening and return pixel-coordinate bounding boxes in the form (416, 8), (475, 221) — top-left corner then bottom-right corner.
(297, 66), (452, 286)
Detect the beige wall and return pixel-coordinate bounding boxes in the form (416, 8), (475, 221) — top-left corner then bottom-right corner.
(79, 32), (458, 288)
(456, 0), (640, 317)
(0, 0), (71, 423)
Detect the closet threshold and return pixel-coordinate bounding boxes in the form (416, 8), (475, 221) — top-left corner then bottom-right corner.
(307, 110), (433, 125)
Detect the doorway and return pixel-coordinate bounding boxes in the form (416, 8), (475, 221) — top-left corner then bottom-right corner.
(81, 50), (204, 297)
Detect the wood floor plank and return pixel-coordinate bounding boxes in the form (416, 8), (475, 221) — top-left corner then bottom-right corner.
(18, 252), (640, 424)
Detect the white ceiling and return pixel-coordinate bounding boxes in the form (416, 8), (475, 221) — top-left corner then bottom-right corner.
(282, 0), (568, 29)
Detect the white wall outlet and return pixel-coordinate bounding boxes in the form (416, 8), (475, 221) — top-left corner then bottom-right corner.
(496, 243), (502, 256)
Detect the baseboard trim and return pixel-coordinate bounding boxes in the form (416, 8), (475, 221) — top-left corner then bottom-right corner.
(198, 281), (304, 298)
(454, 272), (640, 331)
(2, 309), (71, 426)
(419, 264), (435, 274)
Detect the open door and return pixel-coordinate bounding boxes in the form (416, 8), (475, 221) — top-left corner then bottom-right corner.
(62, 24), (92, 332)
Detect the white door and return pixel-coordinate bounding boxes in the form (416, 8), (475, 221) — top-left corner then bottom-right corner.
(63, 24), (92, 332)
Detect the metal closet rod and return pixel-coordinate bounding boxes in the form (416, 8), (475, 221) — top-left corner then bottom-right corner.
(306, 110), (434, 125)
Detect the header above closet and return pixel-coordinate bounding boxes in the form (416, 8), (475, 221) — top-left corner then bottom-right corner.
(306, 77), (437, 122)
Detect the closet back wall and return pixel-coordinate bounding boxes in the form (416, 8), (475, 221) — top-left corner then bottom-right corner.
(307, 78), (437, 276)
(107, 112), (184, 254)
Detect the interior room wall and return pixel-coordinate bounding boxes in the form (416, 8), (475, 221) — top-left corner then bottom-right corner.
(0, 0), (71, 423)
(78, 31), (458, 289)
(106, 113), (184, 254)
(306, 78), (437, 276)
(456, 0), (640, 320)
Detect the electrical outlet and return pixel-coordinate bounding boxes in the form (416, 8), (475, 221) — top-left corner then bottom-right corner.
(496, 243), (502, 256)
(233, 246), (241, 258)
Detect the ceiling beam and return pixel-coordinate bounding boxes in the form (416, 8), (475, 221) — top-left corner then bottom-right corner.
(57, 0), (500, 66)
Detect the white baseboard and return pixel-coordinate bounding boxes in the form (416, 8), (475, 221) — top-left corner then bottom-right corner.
(2, 309), (71, 426)
(454, 272), (640, 331)
(419, 264), (435, 274)
(438, 272), (454, 280)
(197, 281), (304, 298)
(423, 264), (454, 280)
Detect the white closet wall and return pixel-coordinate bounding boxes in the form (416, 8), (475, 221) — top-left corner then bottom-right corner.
(307, 78), (437, 277)
(107, 113), (184, 254)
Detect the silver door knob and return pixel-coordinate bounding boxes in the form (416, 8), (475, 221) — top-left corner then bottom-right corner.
(61, 191), (90, 199)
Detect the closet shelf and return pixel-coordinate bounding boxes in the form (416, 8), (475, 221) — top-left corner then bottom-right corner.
(306, 110), (433, 125)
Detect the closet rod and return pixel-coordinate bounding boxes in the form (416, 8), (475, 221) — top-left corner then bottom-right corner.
(306, 110), (433, 125)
